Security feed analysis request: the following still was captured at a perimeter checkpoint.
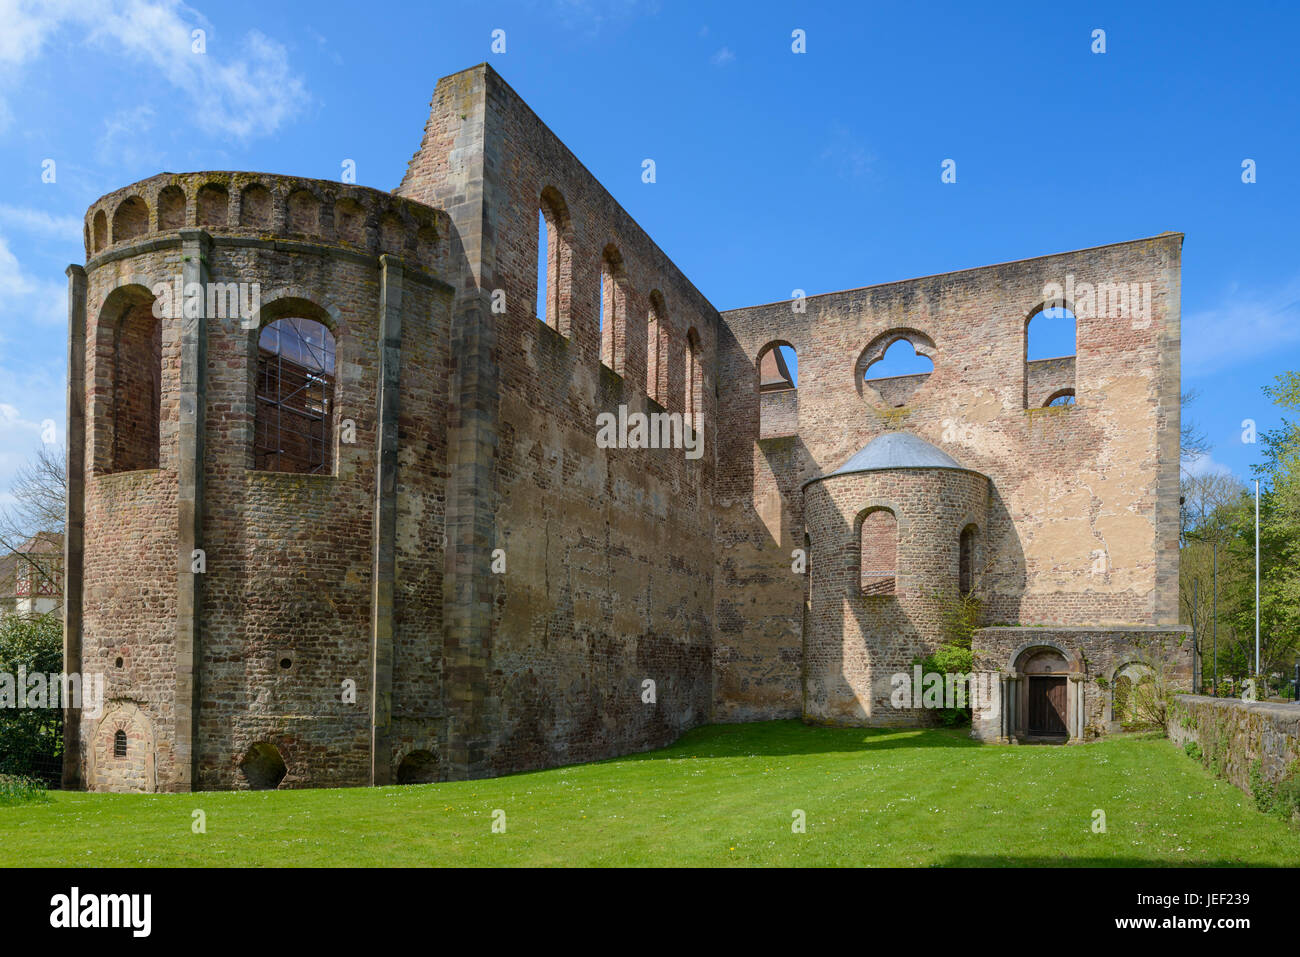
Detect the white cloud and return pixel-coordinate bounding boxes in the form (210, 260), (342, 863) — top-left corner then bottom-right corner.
(0, 203), (83, 238)
(1183, 276), (1300, 376)
(1182, 451), (1234, 479)
(819, 123), (877, 180)
(552, 0), (656, 37)
(0, 0), (309, 142)
(96, 104), (157, 165)
(0, 358), (65, 499)
(710, 46), (735, 66)
(0, 232), (67, 327)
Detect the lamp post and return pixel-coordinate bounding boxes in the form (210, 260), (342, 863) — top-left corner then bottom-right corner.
(1255, 479), (1260, 678)
(1184, 532), (1219, 695)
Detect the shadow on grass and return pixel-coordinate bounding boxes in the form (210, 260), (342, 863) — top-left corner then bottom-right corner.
(937, 855), (1265, 868)
(620, 719), (982, 763)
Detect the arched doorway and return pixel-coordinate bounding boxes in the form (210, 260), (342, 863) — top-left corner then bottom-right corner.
(1013, 646), (1072, 740)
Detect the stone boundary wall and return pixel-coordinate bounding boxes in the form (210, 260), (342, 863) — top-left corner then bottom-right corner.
(1167, 694), (1300, 795)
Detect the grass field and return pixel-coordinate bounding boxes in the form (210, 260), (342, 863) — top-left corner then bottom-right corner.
(2, 721), (1295, 866)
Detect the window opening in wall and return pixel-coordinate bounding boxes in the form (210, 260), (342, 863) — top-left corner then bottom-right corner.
(255, 318), (336, 474)
(860, 508), (897, 595)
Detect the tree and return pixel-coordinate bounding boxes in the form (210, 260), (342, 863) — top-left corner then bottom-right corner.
(1180, 389), (1212, 467)
(0, 444), (66, 599)
(1222, 371), (1300, 679)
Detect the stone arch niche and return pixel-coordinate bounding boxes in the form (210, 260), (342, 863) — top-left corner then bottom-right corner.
(87, 701), (157, 793)
(800, 432), (988, 726)
(1110, 661), (1154, 728)
(1006, 643), (1084, 742)
(239, 742), (288, 790)
(396, 749), (440, 784)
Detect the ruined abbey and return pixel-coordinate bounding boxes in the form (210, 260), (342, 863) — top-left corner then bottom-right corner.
(62, 64), (1191, 792)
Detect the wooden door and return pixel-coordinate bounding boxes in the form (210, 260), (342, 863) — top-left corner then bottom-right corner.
(1028, 676), (1068, 735)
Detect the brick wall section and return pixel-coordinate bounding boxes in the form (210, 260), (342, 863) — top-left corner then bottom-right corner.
(1025, 356), (1076, 407)
(715, 234), (1183, 723)
(110, 308), (161, 471)
(396, 64), (717, 775)
(759, 387), (798, 438)
(77, 171), (454, 790)
(1168, 695), (1300, 796)
(803, 467), (988, 724)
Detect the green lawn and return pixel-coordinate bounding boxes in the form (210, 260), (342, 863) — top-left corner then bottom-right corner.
(2, 721), (1294, 866)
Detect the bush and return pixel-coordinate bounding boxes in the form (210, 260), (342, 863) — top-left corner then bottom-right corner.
(0, 614), (64, 784)
(0, 773), (49, 806)
(1184, 740), (1203, 762)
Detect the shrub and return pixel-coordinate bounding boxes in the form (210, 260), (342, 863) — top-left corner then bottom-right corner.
(0, 773), (49, 806)
(0, 614), (64, 783)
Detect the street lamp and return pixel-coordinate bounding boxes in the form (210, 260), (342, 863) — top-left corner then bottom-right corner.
(1183, 531), (1219, 695)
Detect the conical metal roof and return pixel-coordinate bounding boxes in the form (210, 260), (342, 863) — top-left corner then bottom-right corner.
(805, 432), (983, 486)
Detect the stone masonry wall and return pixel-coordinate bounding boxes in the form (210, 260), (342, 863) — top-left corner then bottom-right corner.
(715, 235), (1183, 725)
(803, 467), (989, 724)
(1168, 695), (1300, 797)
(78, 170), (454, 790)
(396, 64), (716, 775)
(973, 625), (1193, 740)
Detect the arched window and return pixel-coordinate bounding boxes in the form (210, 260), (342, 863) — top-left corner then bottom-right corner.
(255, 317), (336, 474)
(113, 729), (127, 758)
(959, 524), (977, 594)
(860, 508), (897, 595)
(685, 327), (703, 429)
(111, 294), (162, 473)
(756, 341), (797, 439)
(859, 331), (934, 408)
(599, 245), (627, 374)
(863, 339), (933, 407)
(536, 188), (572, 334)
(647, 291), (667, 403)
(1025, 303), (1077, 408)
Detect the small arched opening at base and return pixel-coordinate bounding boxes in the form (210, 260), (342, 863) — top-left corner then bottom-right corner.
(396, 749), (440, 784)
(239, 742), (287, 790)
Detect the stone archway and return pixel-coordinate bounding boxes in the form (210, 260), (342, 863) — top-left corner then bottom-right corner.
(86, 701), (156, 793)
(239, 743), (287, 790)
(395, 749), (440, 784)
(1007, 644), (1083, 743)
(1111, 661), (1155, 728)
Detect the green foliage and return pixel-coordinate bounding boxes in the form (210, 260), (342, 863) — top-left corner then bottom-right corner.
(1184, 740), (1202, 762)
(1250, 760), (1274, 813)
(0, 614), (64, 782)
(0, 773), (48, 806)
(915, 592), (983, 726)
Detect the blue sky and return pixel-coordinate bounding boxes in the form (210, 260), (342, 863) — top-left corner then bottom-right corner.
(0, 0), (1296, 506)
